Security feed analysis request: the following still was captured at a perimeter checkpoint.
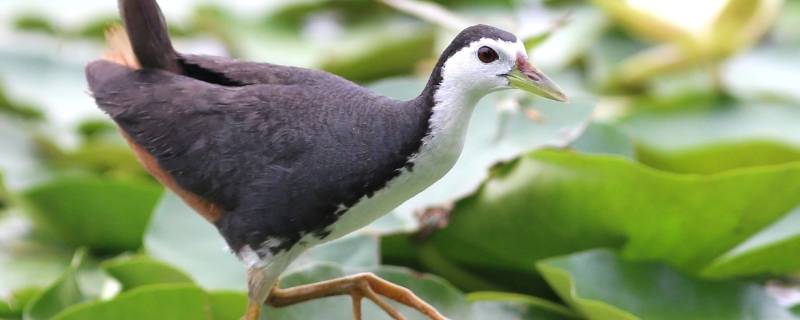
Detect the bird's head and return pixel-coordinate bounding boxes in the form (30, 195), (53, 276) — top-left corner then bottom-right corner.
(433, 24), (567, 102)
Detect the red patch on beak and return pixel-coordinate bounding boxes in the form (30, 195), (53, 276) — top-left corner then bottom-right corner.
(516, 53), (542, 82)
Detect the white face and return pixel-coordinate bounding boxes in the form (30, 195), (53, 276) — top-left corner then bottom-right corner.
(439, 38), (527, 97)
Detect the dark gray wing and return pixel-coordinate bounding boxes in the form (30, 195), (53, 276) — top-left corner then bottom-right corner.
(86, 60), (429, 253)
(177, 53), (327, 87)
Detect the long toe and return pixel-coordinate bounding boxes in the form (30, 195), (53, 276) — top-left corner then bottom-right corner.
(263, 272), (445, 320)
(359, 273), (446, 320)
(353, 280), (406, 320)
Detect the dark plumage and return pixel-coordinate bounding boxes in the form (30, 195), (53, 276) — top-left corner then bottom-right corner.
(87, 9), (517, 255)
(88, 57), (428, 253)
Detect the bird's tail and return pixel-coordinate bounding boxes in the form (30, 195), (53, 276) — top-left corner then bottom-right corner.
(105, 0), (183, 74)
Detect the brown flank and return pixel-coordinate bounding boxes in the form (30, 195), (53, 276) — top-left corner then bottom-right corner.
(103, 27), (223, 222)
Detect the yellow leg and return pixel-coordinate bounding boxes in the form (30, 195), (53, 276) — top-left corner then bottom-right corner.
(243, 267), (272, 320)
(243, 302), (261, 320)
(265, 272), (446, 320)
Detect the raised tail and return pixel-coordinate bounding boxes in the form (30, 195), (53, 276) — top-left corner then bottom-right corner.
(115, 0), (183, 74)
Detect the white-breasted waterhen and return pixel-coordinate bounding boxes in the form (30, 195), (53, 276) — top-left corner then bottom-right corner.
(85, 0), (568, 319)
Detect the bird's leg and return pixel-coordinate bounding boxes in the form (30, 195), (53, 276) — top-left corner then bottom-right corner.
(266, 272), (446, 320)
(244, 268), (273, 320)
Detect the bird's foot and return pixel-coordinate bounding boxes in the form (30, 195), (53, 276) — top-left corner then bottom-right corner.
(266, 272), (446, 320)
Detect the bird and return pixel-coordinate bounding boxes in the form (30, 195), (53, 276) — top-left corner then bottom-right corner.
(85, 0), (567, 319)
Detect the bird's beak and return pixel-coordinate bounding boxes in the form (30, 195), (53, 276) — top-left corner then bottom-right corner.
(505, 54), (568, 102)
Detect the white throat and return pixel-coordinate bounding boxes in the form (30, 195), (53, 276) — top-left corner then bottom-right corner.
(418, 77), (482, 162)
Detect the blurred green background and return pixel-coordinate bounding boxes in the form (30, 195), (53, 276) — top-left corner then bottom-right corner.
(1, 0), (800, 319)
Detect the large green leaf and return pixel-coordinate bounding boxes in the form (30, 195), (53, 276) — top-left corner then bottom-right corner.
(467, 291), (580, 320)
(589, 0), (695, 48)
(537, 249), (798, 320)
(708, 0), (783, 59)
(386, 149), (800, 294)
(207, 291), (248, 320)
(20, 176), (162, 253)
(51, 284), (241, 320)
(703, 205), (800, 278)
(636, 140), (800, 174)
(319, 22), (437, 83)
(101, 255), (194, 292)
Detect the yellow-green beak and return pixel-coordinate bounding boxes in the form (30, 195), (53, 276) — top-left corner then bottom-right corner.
(506, 55), (568, 102)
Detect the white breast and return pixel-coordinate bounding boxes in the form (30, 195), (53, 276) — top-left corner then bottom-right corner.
(321, 84), (481, 243)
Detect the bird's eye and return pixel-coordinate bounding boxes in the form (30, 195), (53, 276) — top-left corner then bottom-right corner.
(477, 46), (499, 63)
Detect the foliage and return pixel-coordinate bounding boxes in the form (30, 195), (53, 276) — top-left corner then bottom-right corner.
(0, 0), (799, 319)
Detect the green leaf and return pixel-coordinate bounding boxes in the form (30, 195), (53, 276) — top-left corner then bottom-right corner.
(0, 83), (44, 121)
(537, 249), (798, 320)
(51, 284), (232, 320)
(0, 300), (12, 318)
(207, 291), (248, 320)
(12, 14), (58, 36)
(703, 205), (800, 278)
(0, 172), (7, 211)
(102, 255), (194, 292)
(589, 0), (696, 49)
(41, 139), (149, 180)
(24, 249), (87, 320)
(636, 140), (800, 174)
(320, 23), (437, 83)
(467, 291), (580, 319)
(389, 149), (800, 294)
(708, 0), (782, 58)
(21, 176), (162, 253)
(1, 288), (42, 319)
